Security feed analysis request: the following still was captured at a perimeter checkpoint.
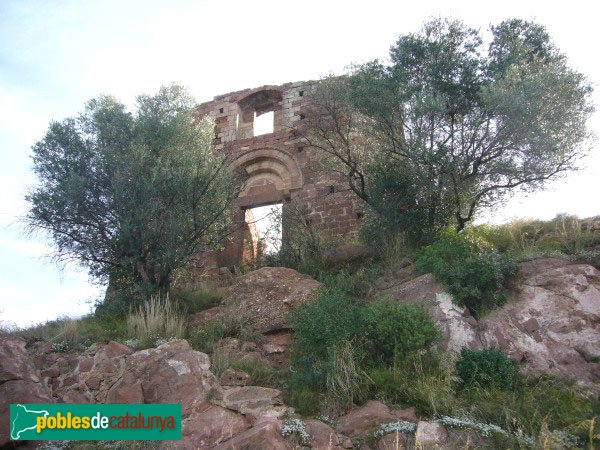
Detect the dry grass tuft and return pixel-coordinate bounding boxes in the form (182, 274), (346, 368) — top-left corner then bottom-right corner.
(126, 295), (184, 348)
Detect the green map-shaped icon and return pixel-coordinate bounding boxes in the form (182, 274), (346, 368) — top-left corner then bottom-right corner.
(10, 404), (49, 440)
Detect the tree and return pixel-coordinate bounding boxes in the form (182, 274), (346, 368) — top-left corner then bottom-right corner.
(26, 84), (237, 297)
(301, 19), (593, 244)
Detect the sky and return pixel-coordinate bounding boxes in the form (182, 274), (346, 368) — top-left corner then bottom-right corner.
(0, 0), (598, 328)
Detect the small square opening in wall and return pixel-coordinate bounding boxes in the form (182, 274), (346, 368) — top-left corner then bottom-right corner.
(253, 111), (274, 136)
(297, 146), (304, 153)
(299, 90), (304, 97)
(219, 108), (224, 114)
(299, 114), (305, 120)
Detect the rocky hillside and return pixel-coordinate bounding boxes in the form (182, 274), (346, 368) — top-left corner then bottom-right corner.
(1, 257), (599, 449)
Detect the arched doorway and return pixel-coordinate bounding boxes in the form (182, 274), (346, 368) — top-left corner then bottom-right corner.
(218, 147), (303, 266)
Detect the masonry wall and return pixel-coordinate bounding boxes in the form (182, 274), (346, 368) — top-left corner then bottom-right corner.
(194, 81), (364, 272)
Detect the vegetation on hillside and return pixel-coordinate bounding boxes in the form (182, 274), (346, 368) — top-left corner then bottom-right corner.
(9, 15), (599, 450)
(26, 84), (238, 314)
(301, 18), (593, 247)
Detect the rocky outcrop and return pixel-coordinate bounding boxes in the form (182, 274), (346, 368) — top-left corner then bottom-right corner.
(221, 267), (323, 333)
(113, 340), (220, 414)
(178, 401), (249, 449)
(371, 266), (482, 352)
(0, 337), (53, 446)
(372, 258), (600, 384)
(479, 258), (600, 383)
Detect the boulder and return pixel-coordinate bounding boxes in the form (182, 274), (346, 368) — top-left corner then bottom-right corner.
(221, 267), (323, 333)
(370, 267), (482, 352)
(213, 420), (292, 450)
(123, 340), (220, 414)
(377, 431), (410, 450)
(336, 400), (396, 437)
(392, 407), (418, 423)
(261, 330), (293, 366)
(0, 337), (53, 446)
(178, 402), (249, 450)
(323, 243), (379, 271)
(479, 258), (600, 383)
(187, 306), (222, 329)
(219, 386), (283, 414)
(305, 419), (342, 449)
(415, 421), (449, 448)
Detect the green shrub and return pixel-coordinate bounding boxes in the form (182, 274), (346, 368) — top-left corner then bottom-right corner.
(170, 284), (222, 314)
(456, 348), (516, 389)
(284, 388), (323, 417)
(8, 315), (127, 349)
(288, 286), (362, 391)
(316, 264), (382, 299)
(415, 230), (517, 318)
(362, 301), (441, 366)
(368, 352), (457, 416)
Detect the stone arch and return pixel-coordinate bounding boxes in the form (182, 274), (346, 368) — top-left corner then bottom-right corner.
(230, 148), (303, 208)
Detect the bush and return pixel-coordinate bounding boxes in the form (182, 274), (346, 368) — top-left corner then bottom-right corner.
(415, 230), (517, 318)
(288, 286), (362, 391)
(362, 301), (441, 366)
(170, 284), (222, 314)
(368, 352), (457, 417)
(456, 348), (516, 389)
(126, 295), (184, 348)
(8, 315), (127, 350)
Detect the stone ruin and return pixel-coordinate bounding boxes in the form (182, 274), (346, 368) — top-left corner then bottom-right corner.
(193, 81), (364, 274)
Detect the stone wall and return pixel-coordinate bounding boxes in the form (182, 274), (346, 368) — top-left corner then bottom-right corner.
(195, 81), (363, 270)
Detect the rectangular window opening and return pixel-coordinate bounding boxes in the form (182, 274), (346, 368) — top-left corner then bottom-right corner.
(253, 111), (274, 136)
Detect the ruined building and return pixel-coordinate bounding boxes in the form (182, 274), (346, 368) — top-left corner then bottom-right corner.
(194, 82), (364, 273)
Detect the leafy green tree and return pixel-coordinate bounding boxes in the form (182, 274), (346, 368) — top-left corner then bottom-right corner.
(27, 84), (237, 297)
(302, 19), (593, 244)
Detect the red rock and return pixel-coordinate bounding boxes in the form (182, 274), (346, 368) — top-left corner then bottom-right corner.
(0, 380), (52, 445)
(392, 407), (418, 423)
(305, 419), (341, 449)
(480, 259), (600, 383)
(377, 431), (409, 450)
(179, 403), (249, 449)
(29, 340), (53, 355)
(0, 337), (40, 383)
(219, 368), (251, 386)
(222, 267), (323, 333)
(213, 420), (291, 450)
(78, 357), (94, 372)
(336, 401), (396, 437)
(219, 386), (282, 413)
(187, 306), (222, 328)
(415, 421), (448, 447)
(41, 367), (60, 378)
(124, 340), (219, 414)
(61, 388), (91, 404)
(106, 372), (143, 403)
(85, 376), (102, 390)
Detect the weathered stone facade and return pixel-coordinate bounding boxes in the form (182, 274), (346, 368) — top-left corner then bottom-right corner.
(195, 82), (363, 271)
